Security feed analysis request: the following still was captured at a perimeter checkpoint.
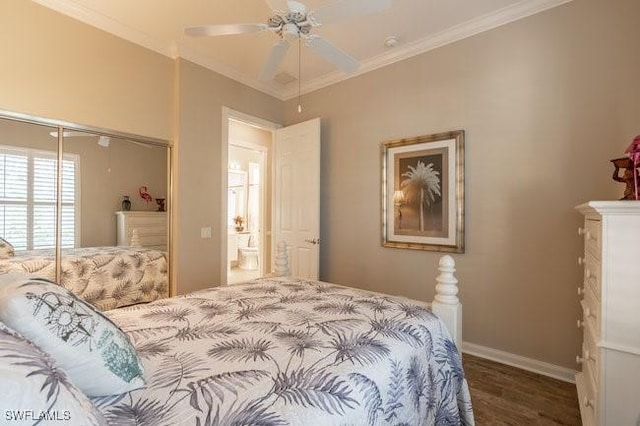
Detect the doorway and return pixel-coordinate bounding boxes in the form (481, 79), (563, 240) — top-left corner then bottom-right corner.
(222, 108), (278, 285)
(227, 141), (266, 284)
(221, 109), (321, 283)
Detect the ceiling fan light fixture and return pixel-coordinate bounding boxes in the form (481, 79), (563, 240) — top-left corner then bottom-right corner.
(283, 22), (299, 38)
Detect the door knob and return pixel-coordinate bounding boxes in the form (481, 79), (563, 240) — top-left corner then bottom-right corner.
(304, 238), (320, 245)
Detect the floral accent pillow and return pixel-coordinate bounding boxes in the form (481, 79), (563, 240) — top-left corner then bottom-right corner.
(0, 273), (145, 397)
(0, 322), (106, 425)
(0, 238), (14, 259)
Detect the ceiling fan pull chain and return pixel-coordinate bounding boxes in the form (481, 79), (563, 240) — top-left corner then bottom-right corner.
(298, 36), (303, 113)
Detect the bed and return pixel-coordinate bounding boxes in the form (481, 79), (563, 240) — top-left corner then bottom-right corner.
(87, 251), (473, 425)
(0, 247), (473, 425)
(0, 246), (168, 311)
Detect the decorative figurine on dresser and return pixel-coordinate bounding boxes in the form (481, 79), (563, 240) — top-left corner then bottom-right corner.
(574, 201), (640, 426)
(611, 134), (640, 200)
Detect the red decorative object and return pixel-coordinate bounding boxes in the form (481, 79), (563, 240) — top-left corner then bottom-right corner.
(624, 135), (640, 199)
(139, 186), (153, 204)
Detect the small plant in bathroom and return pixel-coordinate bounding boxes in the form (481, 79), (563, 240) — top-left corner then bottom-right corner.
(233, 215), (245, 232)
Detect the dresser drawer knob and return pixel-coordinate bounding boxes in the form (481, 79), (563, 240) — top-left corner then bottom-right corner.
(578, 227), (594, 240)
(578, 257), (586, 266)
(577, 286), (585, 296)
(576, 355), (584, 365)
(577, 319), (585, 328)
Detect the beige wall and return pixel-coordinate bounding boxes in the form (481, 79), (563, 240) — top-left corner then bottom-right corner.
(284, 0), (640, 369)
(64, 137), (167, 247)
(0, 0), (174, 140)
(175, 59), (283, 295)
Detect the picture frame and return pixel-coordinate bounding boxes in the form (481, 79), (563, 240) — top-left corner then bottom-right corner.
(381, 130), (465, 253)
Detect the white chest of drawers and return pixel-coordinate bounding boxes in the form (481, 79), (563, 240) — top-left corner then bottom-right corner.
(116, 211), (167, 251)
(575, 201), (640, 426)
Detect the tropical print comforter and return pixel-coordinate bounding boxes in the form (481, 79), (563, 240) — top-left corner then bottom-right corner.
(0, 246), (168, 310)
(94, 277), (474, 425)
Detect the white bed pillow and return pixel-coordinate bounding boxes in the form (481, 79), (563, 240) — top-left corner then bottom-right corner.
(0, 237), (14, 259)
(0, 322), (106, 425)
(0, 273), (145, 397)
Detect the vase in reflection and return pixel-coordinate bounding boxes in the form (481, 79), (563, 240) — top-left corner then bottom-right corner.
(122, 196), (132, 211)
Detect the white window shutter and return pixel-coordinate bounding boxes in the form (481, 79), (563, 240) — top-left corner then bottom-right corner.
(0, 146), (79, 251)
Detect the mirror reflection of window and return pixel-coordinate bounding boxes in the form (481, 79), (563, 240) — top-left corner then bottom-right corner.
(0, 145), (79, 250)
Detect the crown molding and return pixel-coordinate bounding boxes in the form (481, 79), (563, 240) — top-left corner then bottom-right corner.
(282, 0), (573, 99)
(32, 0), (175, 58)
(33, 0), (572, 102)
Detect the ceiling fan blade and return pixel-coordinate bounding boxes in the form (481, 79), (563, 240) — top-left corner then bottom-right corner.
(264, 0), (289, 12)
(307, 36), (359, 74)
(260, 40), (290, 81)
(185, 23), (268, 37)
(312, 0), (392, 25)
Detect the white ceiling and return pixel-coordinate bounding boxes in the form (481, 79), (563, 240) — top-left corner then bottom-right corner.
(33, 0), (570, 100)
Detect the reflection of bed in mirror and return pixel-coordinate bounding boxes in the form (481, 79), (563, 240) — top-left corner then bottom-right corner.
(0, 246), (168, 310)
(0, 112), (171, 310)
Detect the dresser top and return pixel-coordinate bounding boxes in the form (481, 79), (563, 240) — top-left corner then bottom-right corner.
(576, 200), (640, 215)
(115, 210), (166, 216)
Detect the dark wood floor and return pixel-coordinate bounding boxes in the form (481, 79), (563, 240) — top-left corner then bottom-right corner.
(462, 354), (581, 425)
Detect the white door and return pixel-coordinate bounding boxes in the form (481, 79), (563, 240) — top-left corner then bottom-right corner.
(273, 118), (321, 279)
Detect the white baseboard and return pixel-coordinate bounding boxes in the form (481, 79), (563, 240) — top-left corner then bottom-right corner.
(462, 341), (577, 384)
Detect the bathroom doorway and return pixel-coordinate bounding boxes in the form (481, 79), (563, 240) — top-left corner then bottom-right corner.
(226, 118), (272, 284)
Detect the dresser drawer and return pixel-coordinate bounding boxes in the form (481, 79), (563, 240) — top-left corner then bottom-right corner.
(576, 372), (596, 426)
(125, 227), (166, 239)
(578, 371), (597, 425)
(581, 251), (601, 296)
(582, 326), (600, 385)
(581, 219), (601, 260)
(582, 285), (601, 336)
(116, 211), (167, 250)
(125, 216), (167, 228)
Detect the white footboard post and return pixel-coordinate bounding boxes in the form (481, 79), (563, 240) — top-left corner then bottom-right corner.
(272, 241), (290, 277)
(432, 255), (462, 352)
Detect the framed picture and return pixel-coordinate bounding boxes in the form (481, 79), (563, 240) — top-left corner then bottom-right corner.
(381, 130), (465, 253)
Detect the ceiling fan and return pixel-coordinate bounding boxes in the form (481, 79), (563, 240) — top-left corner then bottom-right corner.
(185, 0), (392, 81)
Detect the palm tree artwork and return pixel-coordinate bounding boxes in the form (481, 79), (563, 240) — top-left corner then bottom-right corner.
(400, 160), (441, 232)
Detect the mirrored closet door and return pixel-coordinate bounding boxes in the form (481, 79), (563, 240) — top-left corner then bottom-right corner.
(0, 110), (171, 311)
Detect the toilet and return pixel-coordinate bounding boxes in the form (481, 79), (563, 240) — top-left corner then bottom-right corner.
(238, 246), (259, 270)
(238, 233), (259, 271)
